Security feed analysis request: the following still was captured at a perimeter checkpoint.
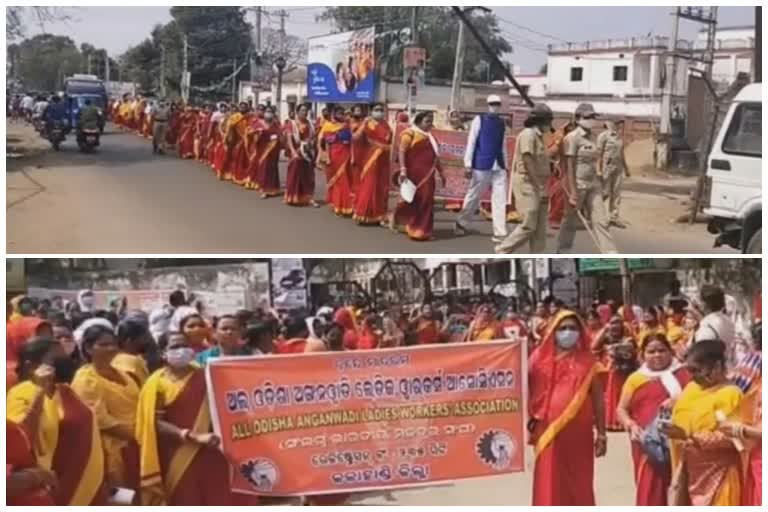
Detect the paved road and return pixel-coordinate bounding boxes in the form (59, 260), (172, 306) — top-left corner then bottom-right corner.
(358, 432), (636, 505)
(7, 126), (734, 254)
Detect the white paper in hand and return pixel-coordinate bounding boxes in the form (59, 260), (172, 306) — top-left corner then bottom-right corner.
(109, 488), (136, 505)
(400, 177), (417, 203)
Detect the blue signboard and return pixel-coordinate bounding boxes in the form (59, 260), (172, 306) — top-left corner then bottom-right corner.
(307, 27), (376, 103)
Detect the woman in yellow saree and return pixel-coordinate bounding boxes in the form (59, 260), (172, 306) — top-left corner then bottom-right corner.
(665, 339), (743, 506)
(71, 324), (141, 495)
(136, 332), (256, 505)
(6, 336), (107, 506)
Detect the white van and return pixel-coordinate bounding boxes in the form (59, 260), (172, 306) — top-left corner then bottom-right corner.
(705, 83), (762, 253)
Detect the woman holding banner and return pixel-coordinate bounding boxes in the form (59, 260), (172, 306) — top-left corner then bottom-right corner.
(7, 337), (108, 506)
(352, 103), (393, 226)
(318, 105), (355, 216)
(616, 333), (690, 505)
(391, 111), (446, 241)
(528, 310), (605, 506)
(136, 332), (255, 505)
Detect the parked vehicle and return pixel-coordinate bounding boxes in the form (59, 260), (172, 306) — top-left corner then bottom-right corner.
(705, 83), (762, 253)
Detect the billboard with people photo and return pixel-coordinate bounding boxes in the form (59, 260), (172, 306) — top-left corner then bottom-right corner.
(307, 28), (376, 103)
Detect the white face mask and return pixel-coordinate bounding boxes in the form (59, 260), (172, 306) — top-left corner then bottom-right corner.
(371, 111), (384, 121)
(555, 329), (580, 350)
(488, 106), (500, 114)
(264, 113), (274, 121)
(166, 347), (195, 368)
(580, 119), (598, 131)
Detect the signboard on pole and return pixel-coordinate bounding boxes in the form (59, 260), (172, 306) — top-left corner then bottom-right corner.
(307, 28), (376, 103)
(207, 341), (525, 496)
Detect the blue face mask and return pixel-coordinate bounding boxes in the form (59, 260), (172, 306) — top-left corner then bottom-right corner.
(555, 329), (579, 350)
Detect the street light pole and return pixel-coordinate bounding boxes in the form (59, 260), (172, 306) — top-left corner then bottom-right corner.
(449, 18), (466, 112)
(275, 9), (288, 118)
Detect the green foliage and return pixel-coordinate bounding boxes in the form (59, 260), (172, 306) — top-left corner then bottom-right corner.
(15, 34), (83, 91)
(319, 7), (512, 82)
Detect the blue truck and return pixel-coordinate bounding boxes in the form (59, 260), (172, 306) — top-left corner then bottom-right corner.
(64, 74), (107, 133)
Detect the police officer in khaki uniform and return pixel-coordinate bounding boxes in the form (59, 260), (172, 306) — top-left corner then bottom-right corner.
(556, 103), (618, 254)
(597, 120), (629, 227)
(495, 104), (553, 254)
(151, 99), (171, 154)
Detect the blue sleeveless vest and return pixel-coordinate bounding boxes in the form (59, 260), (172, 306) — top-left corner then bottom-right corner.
(471, 114), (505, 171)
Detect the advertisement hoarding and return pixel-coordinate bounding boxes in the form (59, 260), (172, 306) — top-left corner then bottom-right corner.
(308, 28), (376, 103)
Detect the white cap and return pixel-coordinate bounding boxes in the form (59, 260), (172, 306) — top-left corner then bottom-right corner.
(487, 94), (502, 105)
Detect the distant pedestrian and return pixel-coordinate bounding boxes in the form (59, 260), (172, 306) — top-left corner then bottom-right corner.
(597, 120), (629, 227)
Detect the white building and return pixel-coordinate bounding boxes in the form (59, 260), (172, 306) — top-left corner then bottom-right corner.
(510, 27), (756, 120)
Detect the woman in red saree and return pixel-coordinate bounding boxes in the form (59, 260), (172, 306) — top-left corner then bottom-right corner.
(7, 419), (56, 505)
(617, 333), (691, 505)
(195, 104), (212, 162)
(136, 332), (256, 505)
(176, 106), (197, 160)
(284, 103), (318, 207)
(211, 106), (230, 177)
(408, 304), (443, 345)
(207, 104), (226, 171)
(220, 103), (252, 184)
(7, 337), (107, 506)
(318, 106), (354, 216)
(352, 103), (393, 225)
(592, 315), (637, 431)
(7, 317), (53, 392)
(165, 103), (181, 149)
(545, 121), (574, 228)
(349, 104), (366, 195)
(392, 111), (446, 241)
(334, 307), (360, 351)
(528, 309), (605, 506)
(249, 105), (283, 198)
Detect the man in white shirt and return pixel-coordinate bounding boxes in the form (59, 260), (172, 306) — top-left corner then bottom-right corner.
(454, 94), (509, 243)
(694, 284), (736, 365)
(21, 93), (35, 120)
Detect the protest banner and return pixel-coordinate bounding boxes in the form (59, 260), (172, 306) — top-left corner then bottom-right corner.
(207, 341), (525, 496)
(391, 124), (517, 203)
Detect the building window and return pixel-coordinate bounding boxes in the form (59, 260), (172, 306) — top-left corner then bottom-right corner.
(570, 67), (583, 82)
(613, 66), (628, 81)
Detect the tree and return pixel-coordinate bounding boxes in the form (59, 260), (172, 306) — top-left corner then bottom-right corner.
(319, 7), (512, 82)
(6, 7), (71, 41)
(16, 34), (83, 91)
(678, 259), (761, 321)
(170, 6), (253, 98)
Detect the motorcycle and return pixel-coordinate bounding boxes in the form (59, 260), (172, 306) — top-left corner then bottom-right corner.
(77, 128), (101, 153)
(47, 121), (66, 151)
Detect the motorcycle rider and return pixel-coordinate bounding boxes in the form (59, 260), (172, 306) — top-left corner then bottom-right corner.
(42, 94), (70, 139)
(76, 98), (101, 147)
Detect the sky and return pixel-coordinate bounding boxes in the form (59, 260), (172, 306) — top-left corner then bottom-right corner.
(17, 6), (756, 73)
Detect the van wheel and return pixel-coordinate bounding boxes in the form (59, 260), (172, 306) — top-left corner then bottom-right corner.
(746, 228), (761, 254)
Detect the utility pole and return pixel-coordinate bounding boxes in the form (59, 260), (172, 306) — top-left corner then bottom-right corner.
(104, 50), (110, 85)
(450, 7), (533, 106)
(756, 6), (761, 82)
(275, 9), (288, 118)
(406, 7), (419, 116)
(703, 7), (719, 80)
(182, 34), (189, 103)
(160, 45), (166, 98)
(87, 53), (92, 75)
(250, 7), (263, 107)
(232, 57), (237, 103)
(618, 259), (632, 310)
(660, 7), (680, 139)
(450, 18), (466, 112)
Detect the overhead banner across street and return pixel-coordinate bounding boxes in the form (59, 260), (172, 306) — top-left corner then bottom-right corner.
(207, 341), (525, 496)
